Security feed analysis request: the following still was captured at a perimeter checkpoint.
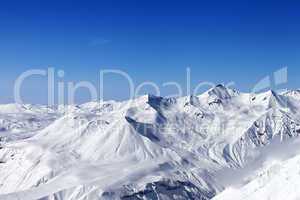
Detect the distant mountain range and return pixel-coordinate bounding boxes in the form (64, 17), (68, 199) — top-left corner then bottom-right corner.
(1, 85), (300, 200)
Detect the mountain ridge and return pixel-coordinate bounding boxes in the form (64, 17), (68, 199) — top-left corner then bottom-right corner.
(0, 86), (300, 199)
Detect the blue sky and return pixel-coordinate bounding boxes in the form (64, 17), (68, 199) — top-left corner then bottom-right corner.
(0, 0), (299, 104)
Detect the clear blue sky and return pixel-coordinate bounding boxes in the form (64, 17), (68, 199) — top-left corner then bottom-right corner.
(0, 0), (299, 104)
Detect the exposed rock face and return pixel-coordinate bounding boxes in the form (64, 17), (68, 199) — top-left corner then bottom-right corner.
(120, 180), (215, 200)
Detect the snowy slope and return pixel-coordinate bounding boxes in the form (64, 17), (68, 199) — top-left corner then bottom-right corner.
(213, 137), (300, 200)
(0, 85), (300, 199)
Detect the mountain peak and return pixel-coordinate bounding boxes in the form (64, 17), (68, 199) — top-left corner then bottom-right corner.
(282, 89), (300, 101)
(207, 84), (239, 103)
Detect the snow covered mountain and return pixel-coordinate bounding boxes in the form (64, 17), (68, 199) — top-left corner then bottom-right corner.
(1, 85), (300, 200)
